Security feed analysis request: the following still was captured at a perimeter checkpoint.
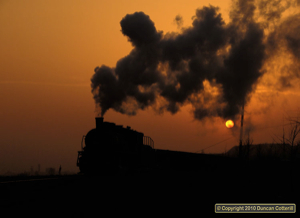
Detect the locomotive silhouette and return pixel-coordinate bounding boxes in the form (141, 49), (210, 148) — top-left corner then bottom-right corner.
(77, 117), (238, 174)
(77, 117), (155, 174)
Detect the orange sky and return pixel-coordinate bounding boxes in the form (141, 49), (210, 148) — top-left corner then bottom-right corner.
(1, 0), (299, 174)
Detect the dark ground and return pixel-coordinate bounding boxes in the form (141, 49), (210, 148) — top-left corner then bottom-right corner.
(1, 160), (299, 216)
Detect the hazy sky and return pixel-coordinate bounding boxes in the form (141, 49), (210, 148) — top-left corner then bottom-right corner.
(1, 0), (299, 174)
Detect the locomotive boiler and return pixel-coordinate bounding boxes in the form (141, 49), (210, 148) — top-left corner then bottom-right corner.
(77, 117), (154, 174)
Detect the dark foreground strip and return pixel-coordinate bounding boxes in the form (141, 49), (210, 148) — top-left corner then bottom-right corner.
(0, 177), (60, 184)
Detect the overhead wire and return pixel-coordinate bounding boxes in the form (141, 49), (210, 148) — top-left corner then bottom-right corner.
(195, 136), (235, 153)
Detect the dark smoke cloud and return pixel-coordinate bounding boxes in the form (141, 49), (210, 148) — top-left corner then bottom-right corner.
(91, 0), (300, 121)
(120, 12), (162, 47)
(265, 12), (300, 89)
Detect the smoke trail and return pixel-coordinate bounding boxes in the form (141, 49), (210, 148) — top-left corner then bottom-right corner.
(174, 15), (183, 29)
(91, 0), (300, 121)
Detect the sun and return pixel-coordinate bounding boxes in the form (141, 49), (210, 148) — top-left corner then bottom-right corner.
(225, 120), (234, 128)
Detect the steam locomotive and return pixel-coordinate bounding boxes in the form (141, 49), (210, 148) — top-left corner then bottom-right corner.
(77, 117), (155, 174)
(77, 117), (238, 175)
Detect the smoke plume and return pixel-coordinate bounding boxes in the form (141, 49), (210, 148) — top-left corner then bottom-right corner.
(91, 0), (300, 121)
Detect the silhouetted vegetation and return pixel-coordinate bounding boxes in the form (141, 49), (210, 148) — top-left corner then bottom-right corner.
(226, 143), (300, 161)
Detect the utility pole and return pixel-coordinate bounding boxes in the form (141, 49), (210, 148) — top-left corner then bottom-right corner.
(239, 101), (244, 159)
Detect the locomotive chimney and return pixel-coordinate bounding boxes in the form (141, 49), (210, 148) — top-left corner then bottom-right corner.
(95, 117), (104, 129)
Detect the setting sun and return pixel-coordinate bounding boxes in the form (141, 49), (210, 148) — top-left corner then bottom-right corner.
(225, 120), (234, 128)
